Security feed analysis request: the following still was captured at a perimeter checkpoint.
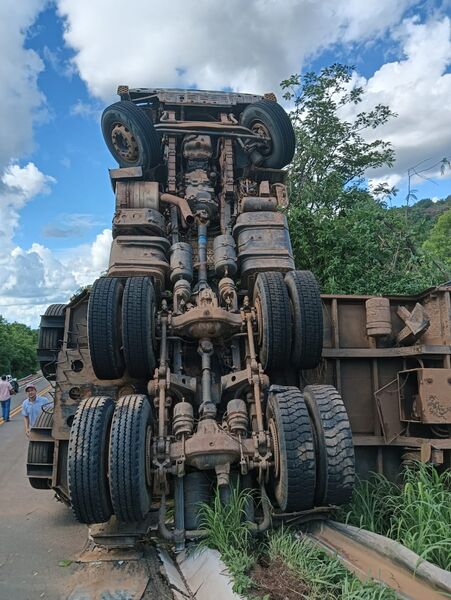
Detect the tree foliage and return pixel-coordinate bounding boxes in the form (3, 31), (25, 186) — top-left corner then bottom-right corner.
(422, 209), (451, 274)
(283, 64), (445, 295)
(0, 316), (38, 378)
(390, 196), (451, 247)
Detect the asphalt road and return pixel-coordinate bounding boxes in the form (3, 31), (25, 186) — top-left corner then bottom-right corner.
(0, 376), (86, 600)
(0, 376), (174, 600)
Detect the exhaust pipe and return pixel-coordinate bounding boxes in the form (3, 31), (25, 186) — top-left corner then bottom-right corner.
(160, 193), (194, 226)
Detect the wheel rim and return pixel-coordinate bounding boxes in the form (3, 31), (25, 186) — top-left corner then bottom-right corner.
(268, 417), (280, 480)
(250, 120), (272, 155)
(255, 296), (264, 348)
(145, 424), (152, 487)
(111, 122), (139, 162)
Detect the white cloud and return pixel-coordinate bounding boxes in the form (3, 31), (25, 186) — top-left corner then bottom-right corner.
(43, 213), (104, 238)
(43, 44), (76, 78)
(0, 0), (47, 170)
(2, 162), (56, 202)
(0, 162), (110, 327)
(0, 229), (112, 327)
(350, 17), (451, 185)
(3, 0), (451, 329)
(55, 0), (414, 99)
(70, 99), (102, 120)
(0, 162), (56, 243)
(58, 228), (112, 287)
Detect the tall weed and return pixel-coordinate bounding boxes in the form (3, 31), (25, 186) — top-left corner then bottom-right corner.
(198, 488), (255, 595)
(341, 463), (451, 570)
(267, 528), (397, 600)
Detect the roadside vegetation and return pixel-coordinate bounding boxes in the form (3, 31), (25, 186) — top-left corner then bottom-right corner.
(199, 489), (397, 599)
(0, 316), (38, 378)
(284, 64), (450, 296)
(339, 463), (451, 571)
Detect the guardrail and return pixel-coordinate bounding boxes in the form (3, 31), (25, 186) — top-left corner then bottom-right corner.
(17, 372), (40, 386)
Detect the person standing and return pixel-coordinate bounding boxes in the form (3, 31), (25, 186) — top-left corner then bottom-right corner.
(0, 375), (15, 422)
(22, 384), (49, 437)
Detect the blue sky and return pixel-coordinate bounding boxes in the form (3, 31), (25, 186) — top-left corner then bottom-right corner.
(0, 0), (450, 326)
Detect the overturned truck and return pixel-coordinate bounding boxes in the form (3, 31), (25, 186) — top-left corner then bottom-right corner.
(28, 87), (451, 542)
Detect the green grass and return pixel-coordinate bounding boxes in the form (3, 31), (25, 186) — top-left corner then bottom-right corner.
(340, 463), (451, 571)
(266, 528), (397, 600)
(198, 489), (397, 599)
(198, 487), (256, 595)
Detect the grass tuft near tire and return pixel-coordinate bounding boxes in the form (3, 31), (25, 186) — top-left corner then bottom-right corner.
(198, 488), (256, 595)
(198, 488), (396, 600)
(339, 462), (451, 571)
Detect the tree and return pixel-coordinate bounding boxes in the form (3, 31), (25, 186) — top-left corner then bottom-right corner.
(0, 316), (38, 378)
(282, 64), (396, 212)
(422, 209), (451, 275)
(282, 64), (444, 295)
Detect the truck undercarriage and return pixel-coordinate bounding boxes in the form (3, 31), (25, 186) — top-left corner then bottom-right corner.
(28, 86), (450, 546)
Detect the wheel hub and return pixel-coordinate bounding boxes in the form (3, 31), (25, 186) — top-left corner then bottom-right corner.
(111, 122), (139, 162)
(250, 120), (272, 154)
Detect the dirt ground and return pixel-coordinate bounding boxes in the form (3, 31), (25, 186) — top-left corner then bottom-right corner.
(251, 557), (310, 600)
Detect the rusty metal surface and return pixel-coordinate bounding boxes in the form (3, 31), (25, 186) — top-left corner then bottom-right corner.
(399, 368), (451, 424)
(128, 87), (263, 106)
(36, 84), (451, 544)
(318, 285), (451, 476)
(375, 378), (405, 443)
(115, 180), (159, 210)
(306, 521), (450, 600)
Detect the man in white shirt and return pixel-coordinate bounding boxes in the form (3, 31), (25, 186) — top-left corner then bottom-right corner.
(0, 374), (15, 422)
(21, 384), (49, 436)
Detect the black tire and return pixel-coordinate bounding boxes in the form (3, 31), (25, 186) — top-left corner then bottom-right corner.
(37, 304), (65, 380)
(27, 410), (54, 490)
(29, 477), (52, 490)
(303, 385), (355, 506)
(68, 396), (114, 524)
(240, 99), (295, 168)
(109, 395), (153, 522)
(184, 472), (212, 530)
(88, 277), (124, 380)
(122, 277), (156, 379)
(253, 272), (292, 371)
(267, 386), (316, 512)
(101, 101), (161, 169)
(285, 271), (323, 370)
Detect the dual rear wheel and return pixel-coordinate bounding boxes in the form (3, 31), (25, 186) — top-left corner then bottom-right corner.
(253, 270), (323, 372)
(67, 386), (354, 524)
(37, 304), (66, 381)
(68, 394), (153, 524)
(87, 276), (157, 381)
(268, 384), (355, 512)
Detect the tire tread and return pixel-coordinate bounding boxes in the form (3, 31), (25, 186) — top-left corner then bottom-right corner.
(122, 277), (156, 379)
(254, 272), (292, 371)
(68, 396), (113, 524)
(88, 277), (124, 380)
(269, 386), (316, 511)
(304, 384), (355, 506)
(241, 99), (295, 168)
(101, 101), (161, 169)
(285, 270), (323, 369)
(109, 394), (152, 522)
